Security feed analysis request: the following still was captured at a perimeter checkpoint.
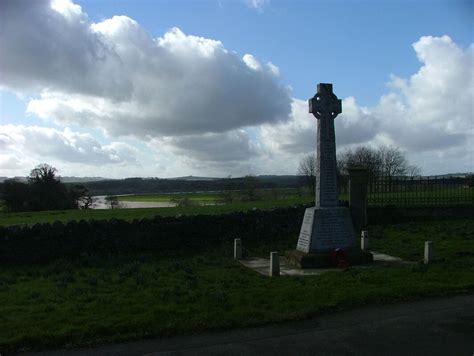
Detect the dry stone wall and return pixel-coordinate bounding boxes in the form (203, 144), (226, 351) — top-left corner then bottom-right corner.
(0, 207), (306, 265)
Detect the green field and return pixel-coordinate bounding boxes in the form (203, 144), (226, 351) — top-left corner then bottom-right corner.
(116, 187), (473, 208)
(1, 219), (473, 352)
(0, 188), (312, 227)
(118, 192), (225, 202)
(0, 197), (312, 227)
(117, 188), (305, 202)
(1, 185), (472, 227)
(368, 187), (473, 206)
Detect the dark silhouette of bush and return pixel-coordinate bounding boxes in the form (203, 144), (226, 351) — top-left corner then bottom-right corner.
(2, 179), (29, 212)
(2, 164), (90, 212)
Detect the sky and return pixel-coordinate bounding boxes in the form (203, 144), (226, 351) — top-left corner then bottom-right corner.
(0, 0), (472, 178)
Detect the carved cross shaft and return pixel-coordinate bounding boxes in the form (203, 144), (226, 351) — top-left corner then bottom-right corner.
(308, 83), (342, 207)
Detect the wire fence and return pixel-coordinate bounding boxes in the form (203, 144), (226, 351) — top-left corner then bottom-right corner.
(366, 175), (474, 207)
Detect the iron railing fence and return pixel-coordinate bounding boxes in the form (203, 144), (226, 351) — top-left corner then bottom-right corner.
(366, 175), (474, 207)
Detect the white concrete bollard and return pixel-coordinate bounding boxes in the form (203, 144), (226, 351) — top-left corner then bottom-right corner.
(361, 230), (369, 251)
(270, 251), (280, 277)
(424, 241), (433, 264)
(234, 238), (242, 260)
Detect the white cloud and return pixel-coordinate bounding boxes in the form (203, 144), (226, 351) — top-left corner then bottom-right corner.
(243, 54), (262, 71)
(50, 0), (83, 19)
(0, 0), (128, 99)
(259, 99), (314, 155)
(0, 125), (138, 169)
(153, 130), (258, 163)
(0, 1), (291, 139)
(258, 96), (378, 156)
(245, 0), (270, 11)
(257, 35), (473, 175)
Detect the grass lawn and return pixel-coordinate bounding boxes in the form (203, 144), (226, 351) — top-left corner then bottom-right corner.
(1, 219), (473, 352)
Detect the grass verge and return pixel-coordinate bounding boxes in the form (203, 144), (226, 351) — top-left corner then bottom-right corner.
(370, 219), (474, 262)
(1, 219), (473, 352)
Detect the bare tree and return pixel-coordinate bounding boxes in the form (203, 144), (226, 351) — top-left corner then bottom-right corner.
(79, 195), (93, 209)
(297, 154), (316, 195)
(406, 164), (422, 177)
(338, 145), (422, 179)
(70, 184), (93, 209)
(105, 195), (121, 209)
(378, 146), (409, 178)
(338, 146), (382, 180)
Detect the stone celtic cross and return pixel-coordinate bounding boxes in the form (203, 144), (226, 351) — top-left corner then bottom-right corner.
(294, 82), (357, 255)
(309, 83), (342, 207)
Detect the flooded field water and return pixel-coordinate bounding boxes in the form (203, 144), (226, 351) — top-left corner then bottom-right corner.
(91, 196), (176, 209)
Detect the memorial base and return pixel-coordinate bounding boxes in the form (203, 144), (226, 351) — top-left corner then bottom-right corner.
(286, 249), (374, 269)
(297, 206), (356, 252)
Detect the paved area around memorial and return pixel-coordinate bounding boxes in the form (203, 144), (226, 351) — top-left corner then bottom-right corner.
(28, 294), (474, 356)
(239, 251), (413, 276)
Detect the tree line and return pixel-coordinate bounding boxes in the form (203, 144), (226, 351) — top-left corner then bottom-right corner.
(1, 164), (91, 212)
(298, 145), (421, 194)
(80, 175), (299, 196)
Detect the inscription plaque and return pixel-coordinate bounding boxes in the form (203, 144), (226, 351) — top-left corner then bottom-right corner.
(297, 208), (314, 251)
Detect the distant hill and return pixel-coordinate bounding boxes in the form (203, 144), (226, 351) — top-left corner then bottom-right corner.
(429, 173), (473, 178)
(168, 175), (220, 181)
(0, 176), (110, 183)
(0, 176), (28, 183)
(81, 175), (303, 196)
(59, 176), (111, 183)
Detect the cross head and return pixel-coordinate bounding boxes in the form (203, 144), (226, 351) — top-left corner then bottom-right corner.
(309, 83), (342, 119)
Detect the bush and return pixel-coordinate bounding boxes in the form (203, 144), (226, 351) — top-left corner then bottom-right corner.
(2, 164), (90, 212)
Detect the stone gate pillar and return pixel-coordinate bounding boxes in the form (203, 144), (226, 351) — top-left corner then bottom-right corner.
(348, 165), (368, 235)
